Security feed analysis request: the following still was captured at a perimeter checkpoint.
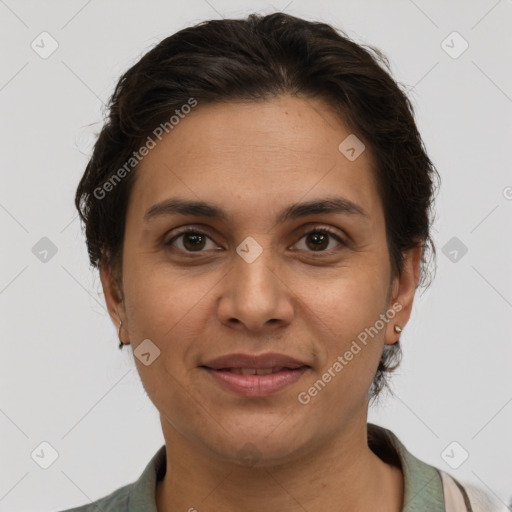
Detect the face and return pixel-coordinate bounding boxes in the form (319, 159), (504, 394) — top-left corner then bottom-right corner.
(101, 95), (419, 466)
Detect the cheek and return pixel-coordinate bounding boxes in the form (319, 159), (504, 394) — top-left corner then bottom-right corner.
(122, 258), (221, 351)
(301, 263), (389, 382)
(121, 266), (209, 409)
(300, 256), (388, 330)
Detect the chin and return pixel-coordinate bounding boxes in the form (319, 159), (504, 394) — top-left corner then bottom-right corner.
(205, 423), (313, 468)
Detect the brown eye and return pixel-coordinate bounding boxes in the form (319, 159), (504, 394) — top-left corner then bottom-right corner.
(305, 232), (329, 251)
(165, 230), (215, 252)
(181, 232), (206, 251)
(295, 228), (346, 253)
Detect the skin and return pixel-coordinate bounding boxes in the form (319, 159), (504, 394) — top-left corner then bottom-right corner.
(100, 95), (421, 511)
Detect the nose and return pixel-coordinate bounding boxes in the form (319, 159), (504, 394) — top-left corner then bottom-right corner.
(216, 244), (295, 333)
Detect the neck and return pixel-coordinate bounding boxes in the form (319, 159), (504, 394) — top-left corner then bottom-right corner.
(155, 417), (403, 512)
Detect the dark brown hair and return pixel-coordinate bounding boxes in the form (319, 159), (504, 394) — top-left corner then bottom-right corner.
(75, 12), (440, 402)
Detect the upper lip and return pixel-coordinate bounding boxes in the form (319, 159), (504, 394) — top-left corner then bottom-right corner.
(201, 352), (310, 370)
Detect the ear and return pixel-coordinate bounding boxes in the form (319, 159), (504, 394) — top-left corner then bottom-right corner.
(99, 260), (128, 344)
(384, 243), (422, 346)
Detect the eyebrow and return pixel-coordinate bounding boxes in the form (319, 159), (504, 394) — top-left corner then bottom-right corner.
(143, 196), (369, 224)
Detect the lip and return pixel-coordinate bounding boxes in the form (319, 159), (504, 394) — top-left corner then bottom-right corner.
(201, 366), (310, 397)
(200, 352), (311, 398)
(201, 352), (309, 370)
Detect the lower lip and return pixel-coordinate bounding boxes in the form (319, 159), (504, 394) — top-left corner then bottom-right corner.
(201, 367), (310, 397)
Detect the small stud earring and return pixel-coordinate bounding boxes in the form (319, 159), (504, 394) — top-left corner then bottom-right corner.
(394, 325), (402, 333)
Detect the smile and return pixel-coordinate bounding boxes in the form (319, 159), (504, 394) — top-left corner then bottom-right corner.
(201, 366), (310, 397)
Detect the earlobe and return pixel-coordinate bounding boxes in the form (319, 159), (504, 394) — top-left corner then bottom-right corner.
(99, 262), (126, 339)
(384, 244), (422, 345)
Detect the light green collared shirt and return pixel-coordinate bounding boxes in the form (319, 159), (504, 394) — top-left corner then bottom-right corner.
(57, 423), (498, 512)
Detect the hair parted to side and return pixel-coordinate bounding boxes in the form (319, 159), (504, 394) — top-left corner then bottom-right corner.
(75, 12), (440, 402)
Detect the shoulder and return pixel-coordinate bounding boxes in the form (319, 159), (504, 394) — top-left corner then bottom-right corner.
(54, 444), (166, 512)
(367, 423), (510, 512)
(439, 470), (510, 512)
(55, 482), (131, 512)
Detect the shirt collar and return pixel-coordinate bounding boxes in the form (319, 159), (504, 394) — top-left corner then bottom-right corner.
(368, 422), (445, 512)
(127, 424), (445, 512)
(127, 444), (166, 512)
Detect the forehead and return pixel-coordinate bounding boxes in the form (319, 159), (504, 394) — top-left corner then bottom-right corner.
(127, 95), (381, 226)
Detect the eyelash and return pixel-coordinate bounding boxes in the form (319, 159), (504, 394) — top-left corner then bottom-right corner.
(164, 225), (347, 255)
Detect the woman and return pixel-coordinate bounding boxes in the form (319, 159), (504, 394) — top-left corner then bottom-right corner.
(60, 12), (507, 512)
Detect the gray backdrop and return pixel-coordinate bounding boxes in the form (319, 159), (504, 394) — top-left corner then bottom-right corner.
(1, 0), (511, 510)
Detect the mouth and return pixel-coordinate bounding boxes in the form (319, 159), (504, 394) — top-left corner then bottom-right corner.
(210, 366), (303, 375)
(200, 365), (311, 397)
